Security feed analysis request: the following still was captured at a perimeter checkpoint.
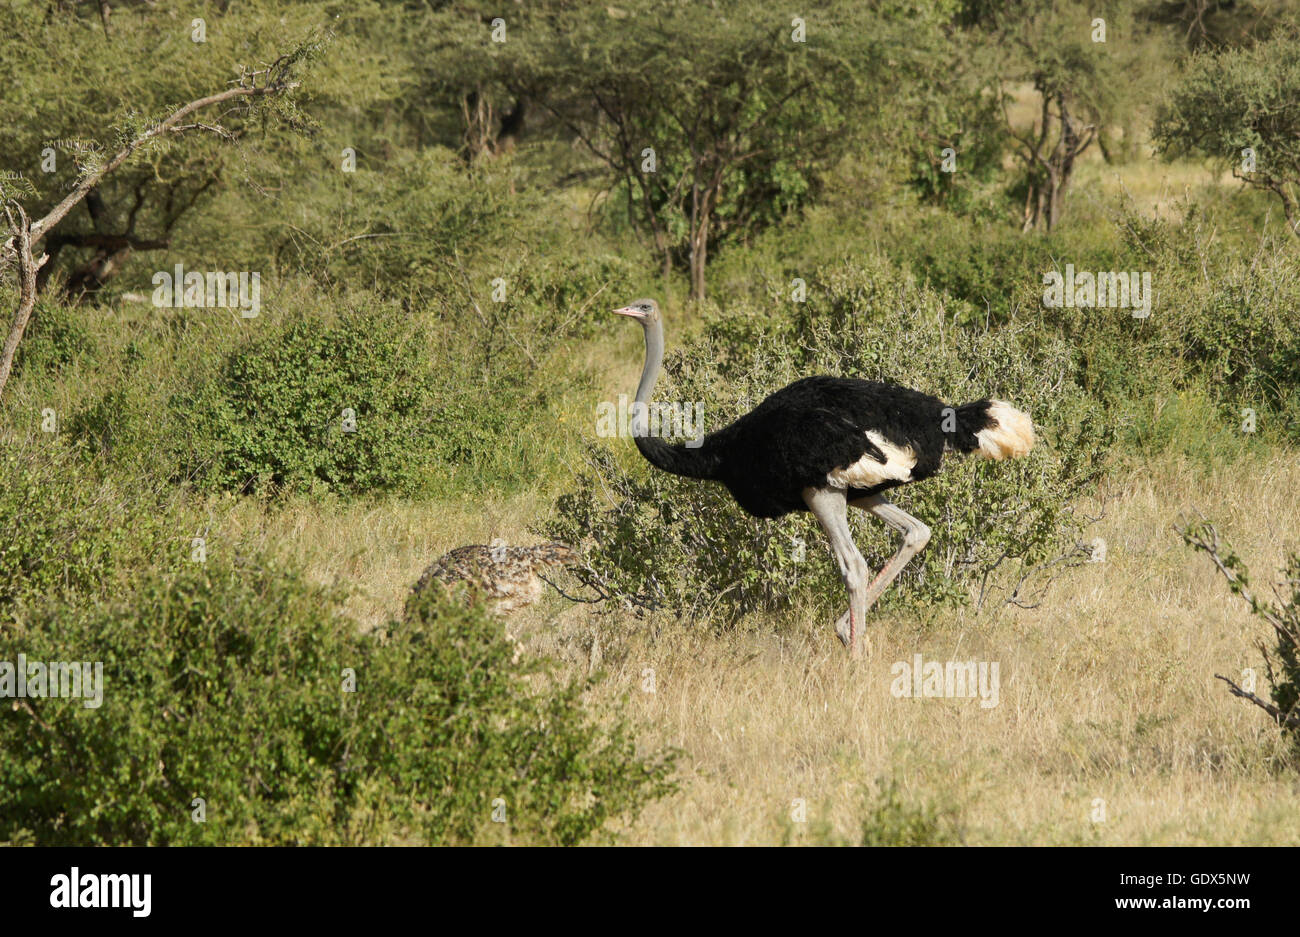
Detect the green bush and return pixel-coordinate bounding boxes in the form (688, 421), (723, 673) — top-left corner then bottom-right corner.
(783, 776), (965, 846)
(0, 561), (675, 845)
(0, 433), (176, 615)
(11, 298), (96, 378)
(1036, 211), (1300, 443)
(858, 778), (963, 847)
(170, 298), (443, 496)
(889, 211), (1140, 324)
(546, 258), (1106, 621)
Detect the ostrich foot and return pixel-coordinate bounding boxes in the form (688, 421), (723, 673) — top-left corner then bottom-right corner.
(835, 609), (853, 647)
(834, 610), (869, 657)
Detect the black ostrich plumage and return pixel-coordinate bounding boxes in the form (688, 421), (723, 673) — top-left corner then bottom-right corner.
(636, 375), (996, 519)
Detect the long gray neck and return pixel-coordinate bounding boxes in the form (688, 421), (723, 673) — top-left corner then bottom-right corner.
(631, 316), (664, 434)
(630, 316), (718, 480)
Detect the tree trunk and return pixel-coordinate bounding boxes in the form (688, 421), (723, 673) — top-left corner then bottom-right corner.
(1046, 166), (1061, 232)
(688, 205), (711, 302)
(1278, 185), (1300, 238)
(0, 208), (43, 401)
(689, 229), (707, 301)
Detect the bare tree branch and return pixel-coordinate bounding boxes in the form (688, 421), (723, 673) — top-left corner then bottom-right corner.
(25, 80), (296, 252)
(0, 204), (48, 399)
(0, 64), (307, 398)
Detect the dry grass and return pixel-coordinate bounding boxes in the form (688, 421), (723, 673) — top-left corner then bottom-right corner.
(218, 447), (1300, 845)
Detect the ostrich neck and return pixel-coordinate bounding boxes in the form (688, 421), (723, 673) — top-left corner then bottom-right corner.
(632, 317), (665, 427)
(629, 316), (717, 480)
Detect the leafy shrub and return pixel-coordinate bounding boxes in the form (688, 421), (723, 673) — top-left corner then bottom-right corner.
(170, 298), (443, 496)
(268, 148), (545, 295)
(0, 561), (675, 845)
(784, 776), (965, 846)
(546, 258), (1106, 621)
(11, 298), (96, 377)
(890, 211), (1140, 324)
(0, 433), (176, 614)
(1037, 212), (1300, 442)
(858, 778), (963, 847)
(66, 260), (625, 496)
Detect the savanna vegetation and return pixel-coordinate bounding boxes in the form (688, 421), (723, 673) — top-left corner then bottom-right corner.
(2, 0), (1299, 845)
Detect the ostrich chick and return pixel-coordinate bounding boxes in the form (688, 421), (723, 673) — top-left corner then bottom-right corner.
(408, 541), (578, 617)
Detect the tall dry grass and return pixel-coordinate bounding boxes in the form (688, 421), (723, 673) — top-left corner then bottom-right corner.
(218, 448), (1300, 845)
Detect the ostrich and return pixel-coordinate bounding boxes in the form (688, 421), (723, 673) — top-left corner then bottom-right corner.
(612, 298), (1035, 656)
(407, 541), (578, 617)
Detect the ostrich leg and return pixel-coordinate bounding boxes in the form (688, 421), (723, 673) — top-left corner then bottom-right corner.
(828, 495), (932, 636)
(857, 496), (932, 603)
(803, 487), (871, 657)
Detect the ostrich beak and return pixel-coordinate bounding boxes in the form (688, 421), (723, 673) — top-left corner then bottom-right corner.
(612, 305), (645, 319)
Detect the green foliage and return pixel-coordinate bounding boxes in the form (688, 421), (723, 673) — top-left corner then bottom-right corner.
(784, 775), (965, 845)
(269, 147), (543, 294)
(0, 1), (340, 302)
(1155, 32), (1300, 228)
(890, 211), (1140, 322)
(169, 299), (441, 496)
(0, 561), (674, 845)
(905, 92), (1008, 211)
(5, 0), (1300, 849)
(1142, 0), (1290, 50)
(0, 434), (175, 616)
(858, 778), (964, 846)
(1034, 208), (1300, 444)
(502, 0), (897, 295)
(547, 259), (1105, 620)
(11, 298), (96, 377)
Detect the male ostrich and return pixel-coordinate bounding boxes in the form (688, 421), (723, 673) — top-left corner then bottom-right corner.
(613, 298), (1035, 656)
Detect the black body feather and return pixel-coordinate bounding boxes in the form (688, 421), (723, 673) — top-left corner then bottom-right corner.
(636, 376), (996, 519)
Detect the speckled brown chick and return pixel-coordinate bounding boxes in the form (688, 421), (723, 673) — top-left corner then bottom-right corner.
(408, 541), (579, 616)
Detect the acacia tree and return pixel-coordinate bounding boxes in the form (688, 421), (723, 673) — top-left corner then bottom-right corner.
(980, 0), (1141, 231)
(0, 68), (306, 399)
(0, 3), (332, 303)
(516, 0), (886, 301)
(406, 1), (564, 160)
(0, 2), (328, 399)
(1154, 32), (1300, 236)
(1140, 0), (1286, 49)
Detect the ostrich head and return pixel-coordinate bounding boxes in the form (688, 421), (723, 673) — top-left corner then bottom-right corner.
(613, 299), (664, 435)
(535, 541), (580, 568)
(612, 298), (660, 324)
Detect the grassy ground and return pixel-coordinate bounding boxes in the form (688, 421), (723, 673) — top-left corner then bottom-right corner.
(219, 437), (1300, 844)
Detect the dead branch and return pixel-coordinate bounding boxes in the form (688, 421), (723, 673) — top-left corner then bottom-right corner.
(1214, 673), (1300, 730)
(0, 204), (48, 398)
(1178, 514), (1300, 730)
